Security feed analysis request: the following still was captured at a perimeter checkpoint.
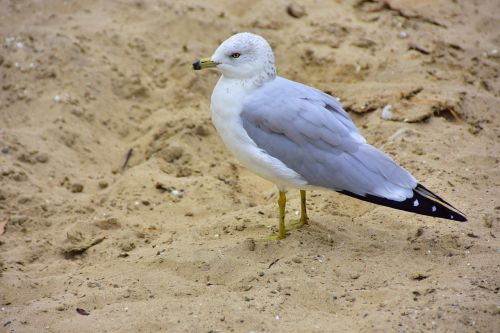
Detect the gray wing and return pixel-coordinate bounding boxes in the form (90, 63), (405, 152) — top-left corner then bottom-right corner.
(240, 77), (417, 201)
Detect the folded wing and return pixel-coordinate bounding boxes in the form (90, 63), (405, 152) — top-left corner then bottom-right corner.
(240, 77), (466, 221)
(241, 77), (416, 201)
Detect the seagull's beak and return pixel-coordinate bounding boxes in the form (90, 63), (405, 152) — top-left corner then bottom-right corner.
(193, 57), (218, 70)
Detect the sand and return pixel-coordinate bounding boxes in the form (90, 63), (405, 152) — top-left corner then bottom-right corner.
(1, 0), (499, 332)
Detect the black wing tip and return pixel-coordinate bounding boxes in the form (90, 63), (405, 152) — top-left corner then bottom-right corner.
(414, 183), (467, 222)
(339, 188), (467, 223)
(452, 214), (468, 222)
(433, 210), (467, 222)
(436, 212), (467, 222)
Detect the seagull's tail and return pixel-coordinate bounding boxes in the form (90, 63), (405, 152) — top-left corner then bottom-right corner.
(339, 184), (467, 222)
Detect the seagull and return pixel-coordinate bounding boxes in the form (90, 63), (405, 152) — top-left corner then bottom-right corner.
(193, 32), (467, 239)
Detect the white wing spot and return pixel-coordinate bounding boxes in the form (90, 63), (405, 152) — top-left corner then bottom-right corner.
(450, 215), (454, 219)
(432, 206), (437, 212)
(413, 199), (419, 207)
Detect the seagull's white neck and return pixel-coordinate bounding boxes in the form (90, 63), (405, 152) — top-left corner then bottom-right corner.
(211, 71), (271, 112)
(211, 76), (253, 120)
(219, 66), (276, 88)
(211, 61), (276, 126)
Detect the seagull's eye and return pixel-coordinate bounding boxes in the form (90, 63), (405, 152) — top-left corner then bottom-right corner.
(230, 53), (241, 58)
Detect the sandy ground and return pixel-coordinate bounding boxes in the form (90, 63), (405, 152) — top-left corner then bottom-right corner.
(1, 0), (499, 332)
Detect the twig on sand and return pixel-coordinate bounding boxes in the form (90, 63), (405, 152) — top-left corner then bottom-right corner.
(62, 236), (106, 258)
(409, 43), (431, 55)
(268, 258), (280, 269)
(122, 148), (133, 171)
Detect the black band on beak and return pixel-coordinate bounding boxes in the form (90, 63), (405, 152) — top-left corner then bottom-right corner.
(193, 60), (202, 70)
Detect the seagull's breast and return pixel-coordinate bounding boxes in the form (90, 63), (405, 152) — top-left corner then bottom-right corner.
(210, 77), (307, 189)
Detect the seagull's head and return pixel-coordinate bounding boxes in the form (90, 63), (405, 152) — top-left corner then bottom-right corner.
(193, 32), (276, 81)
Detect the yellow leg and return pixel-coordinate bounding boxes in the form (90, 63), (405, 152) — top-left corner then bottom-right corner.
(276, 191), (287, 239)
(264, 190), (307, 240)
(260, 191), (288, 241)
(289, 190), (309, 229)
(299, 190), (309, 227)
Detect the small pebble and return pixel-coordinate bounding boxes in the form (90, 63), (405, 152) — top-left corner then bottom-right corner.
(486, 49), (499, 58)
(36, 153), (49, 163)
(170, 189), (184, 198)
(87, 281), (101, 288)
(98, 180), (108, 189)
(286, 3), (306, 18)
(399, 31), (409, 39)
(381, 104), (393, 120)
(70, 183), (84, 193)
